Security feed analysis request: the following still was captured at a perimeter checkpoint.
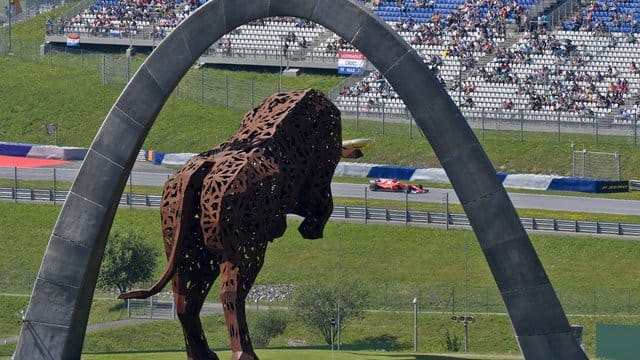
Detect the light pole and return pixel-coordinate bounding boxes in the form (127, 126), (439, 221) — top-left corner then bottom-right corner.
(330, 317), (336, 359)
(7, 1), (12, 53)
(451, 315), (475, 352)
(279, 35), (285, 92)
(412, 297), (418, 352)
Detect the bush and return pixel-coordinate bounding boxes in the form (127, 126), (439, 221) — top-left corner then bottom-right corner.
(249, 310), (288, 347)
(441, 328), (461, 352)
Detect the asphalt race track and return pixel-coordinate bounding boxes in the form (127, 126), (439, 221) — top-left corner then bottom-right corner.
(0, 161), (639, 216)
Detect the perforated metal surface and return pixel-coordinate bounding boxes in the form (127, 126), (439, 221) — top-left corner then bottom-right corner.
(120, 89), (342, 360)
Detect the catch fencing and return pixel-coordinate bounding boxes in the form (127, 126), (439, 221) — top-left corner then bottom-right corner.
(2, 186), (640, 237)
(115, 284), (640, 319)
(2, 38), (640, 145)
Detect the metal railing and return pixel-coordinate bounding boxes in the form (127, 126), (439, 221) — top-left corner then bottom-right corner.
(3, 186), (640, 237)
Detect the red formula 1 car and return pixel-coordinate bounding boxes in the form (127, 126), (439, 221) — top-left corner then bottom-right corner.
(368, 178), (428, 194)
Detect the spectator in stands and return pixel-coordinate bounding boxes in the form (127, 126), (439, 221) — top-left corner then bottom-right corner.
(365, 98), (379, 112)
(461, 95), (474, 108)
(626, 32), (636, 44)
(57, 16), (66, 35)
(223, 38), (232, 57)
(502, 98), (514, 110)
(298, 37), (308, 49)
(45, 18), (54, 35)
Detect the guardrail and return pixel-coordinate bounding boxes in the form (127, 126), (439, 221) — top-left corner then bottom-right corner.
(3, 187), (640, 237)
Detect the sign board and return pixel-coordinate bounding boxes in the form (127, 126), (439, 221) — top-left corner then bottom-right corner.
(597, 324), (640, 360)
(66, 34), (80, 47)
(337, 51), (365, 75)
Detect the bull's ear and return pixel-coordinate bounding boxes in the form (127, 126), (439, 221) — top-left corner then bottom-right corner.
(341, 147), (363, 159)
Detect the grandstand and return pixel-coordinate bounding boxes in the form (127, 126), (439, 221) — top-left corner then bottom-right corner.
(42, 0), (640, 127)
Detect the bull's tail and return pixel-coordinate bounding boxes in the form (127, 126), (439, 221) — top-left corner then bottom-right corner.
(118, 159), (213, 300)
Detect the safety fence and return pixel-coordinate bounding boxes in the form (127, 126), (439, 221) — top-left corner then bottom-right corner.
(112, 285), (640, 319)
(2, 186), (640, 237)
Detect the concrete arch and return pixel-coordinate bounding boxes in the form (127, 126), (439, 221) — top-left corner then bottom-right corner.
(14, 1), (587, 359)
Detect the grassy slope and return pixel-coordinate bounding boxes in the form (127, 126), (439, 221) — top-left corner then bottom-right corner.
(3, 203), (640, 294)
(2, 201), (640, 357)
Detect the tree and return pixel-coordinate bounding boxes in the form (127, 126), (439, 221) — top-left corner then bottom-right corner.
(291, 280), (368, 345)
(97, 229), (159, 294)
(248, 310), (288, 347)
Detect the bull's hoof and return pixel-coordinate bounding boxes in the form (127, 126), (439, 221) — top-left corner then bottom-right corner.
(298, 222), (323, 240)
(231, 351), (258, 360)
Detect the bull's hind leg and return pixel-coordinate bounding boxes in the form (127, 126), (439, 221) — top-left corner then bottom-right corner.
(219, 244), (267, 360)
(173, 250), (220, 360)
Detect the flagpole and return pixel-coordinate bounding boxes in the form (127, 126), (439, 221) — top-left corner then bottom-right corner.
(7, 1), (11, 53)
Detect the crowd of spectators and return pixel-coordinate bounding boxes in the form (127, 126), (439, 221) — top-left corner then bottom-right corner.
(46, 0), (204, 38)
(393, 0), (526, 64)
(563, 0), (640, 33)
(469, 25), (632, 113)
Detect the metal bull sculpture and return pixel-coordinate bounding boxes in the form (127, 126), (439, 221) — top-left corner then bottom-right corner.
(119, 89), (347, 360)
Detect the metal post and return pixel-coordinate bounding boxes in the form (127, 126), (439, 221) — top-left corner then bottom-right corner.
(481, 110), (485, 141)
(413, 297), (418, 352)
(595, 116), (599, 144)
(381, 99), (386, 135)
(405, 188), (409, 225)
(14, 167), (18, 203)
(557, 112), (561, 142)
(53, 168), (57, 205)
(409, 111), (413, 139)
(519, 109), (524, 142)
(200, 68), (205, 103)
(444, 192), (449, 230)
(356, 95), (360, 130)
(129, 173), (133, 209)
(582, 149), (587, 179)
(628, 288), (632, 316)
(279, 36), (283, 92)
(336, 301), (341, 351)
(458, 60), (462, 107)
(225, 76), (229, 108)
(250, 80), (254, 108)
(101, 55), (107, 85)
(8, 1), (12, 54)
(364, 186), (368, 225)
(463, 321), (469, 352)
(330, 318), (335, 358)
(126, 56), (131, 83)
(616, 152), (621, 181)
(127, 298), (131, 318)
(634, 114), (638, 146)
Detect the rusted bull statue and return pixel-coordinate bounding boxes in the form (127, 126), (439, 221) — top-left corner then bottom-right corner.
(119, 89), (349, 360)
